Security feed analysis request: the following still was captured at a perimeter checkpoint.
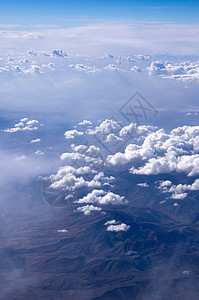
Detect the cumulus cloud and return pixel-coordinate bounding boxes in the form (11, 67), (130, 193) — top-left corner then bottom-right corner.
(87, 119), (121, 136)
(104, 64), (123, 71)
(48, 119), (199, 219)
(171, 193), (187, 200)
(77, 190), (126, 205)
(77, 205), (101, 215)
(2, 118), (41, 132)
(104, 220), (118, 225)
(60, 151), (103, 169)
(119, 123), (137, 137)
(69, 64), (101, 73)
(106, 133), (123, 144)
(64, 129), (84, 139)
(106, 223), (130, 232)
(50, 171), (104, 191)
(104, 219), (130, 232)
(106, 123), (199, 177)
(158, 178), (199, 200)
(148, 60), (199, 82)
(51, 49), (68, 57)
(77, 120), (93, 126)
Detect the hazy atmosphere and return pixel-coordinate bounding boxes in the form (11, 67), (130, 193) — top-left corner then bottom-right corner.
(0, 1), (199, 299)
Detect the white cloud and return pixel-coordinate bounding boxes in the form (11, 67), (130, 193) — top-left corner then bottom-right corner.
(87, 119), (121, 136)
(119, 123), (137, 137)
(64, 129), (84, 139)
(77, 190), (126, 205)
(77, 205), (101, 215)
(148, 60), (199, 82)
(35, 150), (44, 156)
(60, 151), (103, 169)
(0, 31), (45, 40)
(137, 182), (149, 187)
(15, 155), (26, 161)
(160, 180), (172, 187)
(30, 138), (41, 143)
(106, 133), (123, 144)
(104, 219), (118, 225)
(69, 64), (101, 73)
(2, 118), (41, 132)
(106, 223), (130, 232)
(51, 49), (68, 57)
(106, 123), (199, 177)
(171, 193), (187, 200)
(104, 64), (123, 71)
(77, 189), (105, 204)
(49, 165), (107, 191)
(77, 120), (93, 126)
(49, 120), (199, 212)
(158, 178), (199, 200)
(131, 65), (141, 72)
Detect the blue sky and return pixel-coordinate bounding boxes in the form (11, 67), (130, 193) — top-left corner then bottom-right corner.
(0, 0), (199, 26)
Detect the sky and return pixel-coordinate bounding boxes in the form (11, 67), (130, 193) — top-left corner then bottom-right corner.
(0, 2), (199, 298)
(0, 0), (199, 26)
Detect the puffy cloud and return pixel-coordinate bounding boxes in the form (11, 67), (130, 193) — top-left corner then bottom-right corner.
(77, 205), (101, 215)
(148, 60), (199, 82)
(50, 173), (88, 190)
(104, 220), (118, 225)
(2, 118), (41, 132)
(104, 64), (123, 71)
(106, 223), (130, 232)
(64, 129), (84, 139)
(98, 192), (125, 205)
(77, 189), (105, 204)
(21, 118), (28, 122)
(158, 178), (199, 200)
(77, 120), (93, 126)
(104, 219), (130, 232)
(171, 193), (187, 200)
(77, 190), (126, 205)
(60, 151), (103, 169)
(26, 120), (39, 126)
(119, 123), (137, 137)
(87, 119), (121, 136)
(106, 133), (123, 144)
(69, 64), (100, 73)
(50, 170), (104, 191)
(86, 145), (101, 157)
(106, 123), (199, 177)
(106, 143), (143, 166)
(51, 49), (68, 57)
(57, 229), (68, 233)
(49, 120), (199, 214)
(160, 180), (172, 188)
